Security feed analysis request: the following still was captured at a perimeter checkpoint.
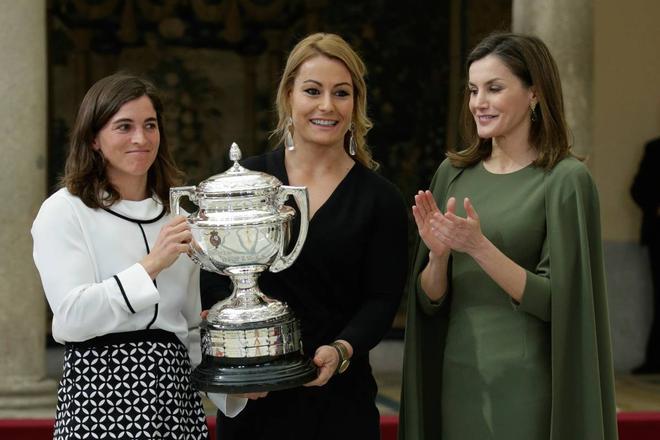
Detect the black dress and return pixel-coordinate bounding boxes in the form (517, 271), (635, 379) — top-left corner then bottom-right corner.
(201, 148), (409, 440)
(631, 137), (660, 371)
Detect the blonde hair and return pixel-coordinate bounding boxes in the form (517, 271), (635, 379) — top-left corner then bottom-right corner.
(273, 33), (377, 169)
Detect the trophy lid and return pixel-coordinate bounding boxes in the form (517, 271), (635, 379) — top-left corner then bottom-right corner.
(196, 143), (282, 197)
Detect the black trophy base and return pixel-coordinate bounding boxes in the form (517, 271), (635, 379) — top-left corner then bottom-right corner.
(192, 353), (318, 393)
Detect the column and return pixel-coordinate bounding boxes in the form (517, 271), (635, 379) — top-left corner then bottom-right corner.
(512, 0), (593, 157)
(0, 0), (57, 418)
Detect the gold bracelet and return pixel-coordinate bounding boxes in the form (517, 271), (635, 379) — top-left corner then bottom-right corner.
(330, 341), (351, 375)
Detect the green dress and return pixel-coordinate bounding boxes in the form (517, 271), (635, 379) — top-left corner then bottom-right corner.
(399, 157), (618, 440)
(441, 162), (550, 438)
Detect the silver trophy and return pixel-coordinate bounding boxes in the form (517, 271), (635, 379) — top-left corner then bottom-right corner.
(170, 143), (317, 393)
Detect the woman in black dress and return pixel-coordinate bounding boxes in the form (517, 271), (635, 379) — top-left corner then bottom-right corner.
(202, 33), (409, 439)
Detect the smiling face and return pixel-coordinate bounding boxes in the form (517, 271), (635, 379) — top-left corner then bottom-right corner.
(288, 55), (354, 151)
(468, 54), (536, 144)
(93, 95), (160, 192)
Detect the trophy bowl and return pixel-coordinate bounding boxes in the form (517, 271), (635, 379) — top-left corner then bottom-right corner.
(170, 143), (317, 393)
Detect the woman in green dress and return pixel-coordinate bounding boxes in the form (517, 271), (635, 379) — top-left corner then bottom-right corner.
(399, 33), (618, 440)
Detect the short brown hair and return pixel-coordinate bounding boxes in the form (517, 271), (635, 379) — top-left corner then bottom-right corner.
(60, 72), (183, 211)
(272, 33), (377, 169)
(449, 32), (573, 170)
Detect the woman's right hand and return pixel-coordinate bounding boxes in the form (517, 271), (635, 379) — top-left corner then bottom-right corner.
(140, 215), (192, 279)
(412, 191), (451, 258)
(414, 191), (454, 301)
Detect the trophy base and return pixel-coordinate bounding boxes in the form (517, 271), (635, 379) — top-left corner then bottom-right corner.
(192, 353), (318, 393)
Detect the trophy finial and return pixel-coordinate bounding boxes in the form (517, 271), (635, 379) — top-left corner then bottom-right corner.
(229, 142), (242, 162)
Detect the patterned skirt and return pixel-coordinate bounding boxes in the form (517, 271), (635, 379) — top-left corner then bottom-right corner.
(54, 329), (208, 439)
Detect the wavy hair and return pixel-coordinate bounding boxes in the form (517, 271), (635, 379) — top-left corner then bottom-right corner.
(272, 33), (377, 169)
(60, 72), (183, 211)
(449, 32), (574, 170)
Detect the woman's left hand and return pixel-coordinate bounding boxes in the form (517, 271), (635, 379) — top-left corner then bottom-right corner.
(430, 197), (486, 255)
(303, 345), (339, 387)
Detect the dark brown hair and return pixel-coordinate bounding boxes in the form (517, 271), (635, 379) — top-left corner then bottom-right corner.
(60, 72), (183, 211)
(448, 32), (573, 170)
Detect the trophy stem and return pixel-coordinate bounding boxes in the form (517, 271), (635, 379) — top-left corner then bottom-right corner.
(207, 265), (290, 324)
(226, 265), (267, 305)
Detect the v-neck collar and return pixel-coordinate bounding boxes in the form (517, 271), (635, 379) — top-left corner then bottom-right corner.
(268, 148), (359, 222)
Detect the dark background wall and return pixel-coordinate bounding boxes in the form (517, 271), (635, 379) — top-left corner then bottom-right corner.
(47, 0), (511, 329)
(48, 0), (510, 199)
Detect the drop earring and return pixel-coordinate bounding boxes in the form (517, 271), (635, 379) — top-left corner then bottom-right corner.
(285, 117), (295, 151)
(348, 123), (357, 156)
(530, 102), (538, 122)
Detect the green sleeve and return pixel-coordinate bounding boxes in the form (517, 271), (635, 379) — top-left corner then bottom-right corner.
(545, 158), (618, 440)
(514, 236), (551, 321)
(400, 160), (460, 440)
(416, 271), (449, 315)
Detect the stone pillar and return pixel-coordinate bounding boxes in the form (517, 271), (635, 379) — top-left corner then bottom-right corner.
(0, 0), (57, 418)
(512, 0), (593, 157)
(445, 0), (463, 151)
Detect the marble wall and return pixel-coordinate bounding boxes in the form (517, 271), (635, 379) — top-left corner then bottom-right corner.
(0, 0), (57, 418)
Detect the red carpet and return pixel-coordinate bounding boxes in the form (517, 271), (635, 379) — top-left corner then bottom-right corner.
(205, 415), (399, 439)
(0, 413), (658, 439)
(617, 412), (660, 440)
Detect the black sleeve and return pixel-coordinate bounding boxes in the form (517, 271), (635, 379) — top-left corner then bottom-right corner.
(200, 270), (232, 311)
(336, 182), (409, 355)
(631, 139), (660, 212)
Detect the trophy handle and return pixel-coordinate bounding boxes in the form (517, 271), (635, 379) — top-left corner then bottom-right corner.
(270, 186), (309, 273)
(169, 186), (197, 215)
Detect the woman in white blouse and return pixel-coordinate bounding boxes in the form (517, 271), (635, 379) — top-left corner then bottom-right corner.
(31, 73), (256, 439)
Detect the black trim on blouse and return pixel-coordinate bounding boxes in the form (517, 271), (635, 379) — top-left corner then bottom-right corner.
(113, 275), (135, 314)
(104, 206), (165, 327)
(103, 206), (167, 224)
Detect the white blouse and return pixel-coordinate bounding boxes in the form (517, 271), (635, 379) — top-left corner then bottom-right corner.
(32, 188), (245, 417)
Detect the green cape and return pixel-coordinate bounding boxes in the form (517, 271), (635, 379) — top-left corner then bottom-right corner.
(399, 157), (618, 440)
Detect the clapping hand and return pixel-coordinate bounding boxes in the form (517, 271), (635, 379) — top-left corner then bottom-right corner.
(412, 190), (451, 257)
(429, 197), (485, 255)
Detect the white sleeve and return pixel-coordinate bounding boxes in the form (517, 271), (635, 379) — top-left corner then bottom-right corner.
(187, 326), (202, 368)
(182, 262), (202, 328)
(207, 393), (248, 418)
(31, 196), (159, 342)
(182, 266), (203, 366)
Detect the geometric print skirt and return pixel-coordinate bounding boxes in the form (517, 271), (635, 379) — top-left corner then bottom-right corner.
(54, 329), (208, 439)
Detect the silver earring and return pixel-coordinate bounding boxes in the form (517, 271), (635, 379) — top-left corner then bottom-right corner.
(348, 123), (357, 156)
(530, 103), (538, 122)
(284, 117), (295, 151)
